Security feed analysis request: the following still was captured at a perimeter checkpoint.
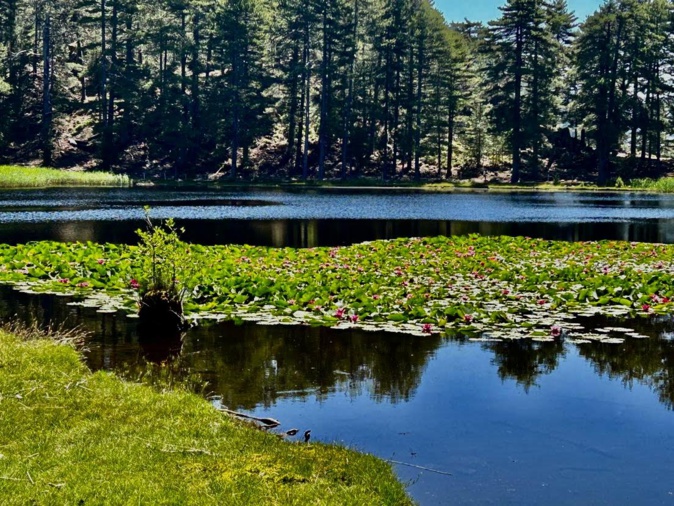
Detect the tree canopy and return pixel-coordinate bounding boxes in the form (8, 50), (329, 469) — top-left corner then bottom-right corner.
(0, 0), (672, 183)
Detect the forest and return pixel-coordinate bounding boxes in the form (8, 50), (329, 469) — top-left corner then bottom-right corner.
(0, 0), (671, 183)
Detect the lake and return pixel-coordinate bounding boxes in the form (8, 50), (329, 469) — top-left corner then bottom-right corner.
(3, 187), (674, 504)
(1, 187), (674, 245)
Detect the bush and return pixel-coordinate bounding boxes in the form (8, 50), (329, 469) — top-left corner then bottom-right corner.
(135, 208), (193, 328)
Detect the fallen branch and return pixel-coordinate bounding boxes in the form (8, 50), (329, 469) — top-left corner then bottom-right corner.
(217, 408), (280, 428)
(384, 459), (453, 476)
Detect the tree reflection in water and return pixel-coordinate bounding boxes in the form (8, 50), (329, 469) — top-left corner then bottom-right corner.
(5, 285), (674, 410)
(180, 323), (443, 410)
(573, 314), (674, 409)
(481, 338), (565, 391)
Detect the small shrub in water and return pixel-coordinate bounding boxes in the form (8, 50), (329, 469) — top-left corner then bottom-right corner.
(135, 208), (193, 329)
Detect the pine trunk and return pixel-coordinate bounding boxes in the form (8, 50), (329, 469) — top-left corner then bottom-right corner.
(42, 15), (52, 167)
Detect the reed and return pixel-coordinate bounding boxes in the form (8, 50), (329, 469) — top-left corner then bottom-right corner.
(0, 165), (130, 188)
(628, 177), (674, 192)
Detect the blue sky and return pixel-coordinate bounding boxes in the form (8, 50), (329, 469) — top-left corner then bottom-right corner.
(436, 0), (604, 24)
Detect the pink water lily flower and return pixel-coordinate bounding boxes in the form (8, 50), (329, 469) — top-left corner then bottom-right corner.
(130, 279), (140, 289)
(421, 323), (432, 334)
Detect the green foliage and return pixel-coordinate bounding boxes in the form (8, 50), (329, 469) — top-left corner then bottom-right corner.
(483, 0), (571, 181)
(0, 235), (673, 342)
(135, 208), (192, 300)
(629, 177), (674, 192)
(4, 0), (674, 182)
(0, 166), (130, 188)
(0, 330), (411, 504)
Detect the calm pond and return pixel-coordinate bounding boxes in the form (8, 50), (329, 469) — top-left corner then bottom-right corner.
(4, 187), (674, 504)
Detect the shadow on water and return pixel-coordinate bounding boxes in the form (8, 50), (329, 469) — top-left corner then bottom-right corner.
(0, 218), (673, 247)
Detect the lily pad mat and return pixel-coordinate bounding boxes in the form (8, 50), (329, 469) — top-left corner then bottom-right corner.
(0, 235), (671, 342)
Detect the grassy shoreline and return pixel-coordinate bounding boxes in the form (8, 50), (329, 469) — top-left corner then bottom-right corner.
(0, 165), (130, 188)
(142, 175), (674, 193)
(0, 330), (410, 504)
(1, 164), (673, 193)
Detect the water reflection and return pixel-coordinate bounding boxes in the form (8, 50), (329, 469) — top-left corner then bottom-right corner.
(2, 217), (674, 247)
(4, 286), (674, 413)
(482, 338), (566, 391)
(155, 324), (443, 409)
(137, 322), (185, 363)
(4, 288), (674, 502)
(573, 315), (674, 409)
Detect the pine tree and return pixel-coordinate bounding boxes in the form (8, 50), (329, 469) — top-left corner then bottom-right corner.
(214, 0), (271, 177)
(575, 0), (629, 184)
(483, 0), (556, 182)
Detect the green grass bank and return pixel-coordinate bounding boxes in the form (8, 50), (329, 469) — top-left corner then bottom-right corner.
(624, 177), (674, 192)
(0, 165), (130, 188)
(0, 330), (410, 505)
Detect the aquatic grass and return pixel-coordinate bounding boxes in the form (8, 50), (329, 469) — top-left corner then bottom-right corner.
(1, 235), (674, 341)
(628, 177), (674, 193)
(0, 165), (130, 188)
(0, 330), (411, 504)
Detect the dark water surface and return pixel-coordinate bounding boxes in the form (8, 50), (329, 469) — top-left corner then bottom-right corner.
(4, 187), (674, 504)
(2, 187), (674, 245)
(3, 285), (674, 505)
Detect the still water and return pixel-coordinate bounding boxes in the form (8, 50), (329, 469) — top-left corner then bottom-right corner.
(3, 187), (674, 504)
(1, 187), (674, 245)
(3, 284), (674, 505)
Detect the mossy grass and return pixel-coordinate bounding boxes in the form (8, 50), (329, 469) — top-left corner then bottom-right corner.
(0, 330), (410, 504)
(2, 235), (674, 342)
(0, 165), (130, 188)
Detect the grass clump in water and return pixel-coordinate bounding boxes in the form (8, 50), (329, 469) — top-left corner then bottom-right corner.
(0, 329), (410, 505)
(0, 165), (130, 188)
